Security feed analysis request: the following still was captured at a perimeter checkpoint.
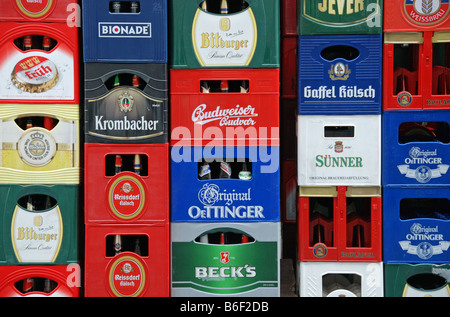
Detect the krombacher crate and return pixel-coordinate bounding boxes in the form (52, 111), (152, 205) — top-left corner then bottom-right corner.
(0, 184), (79, 265)
(84, 63), (168, 144)
(299, 0), (383, 35)
(169, 0), (280, 68)
(0, 103), (80, 185)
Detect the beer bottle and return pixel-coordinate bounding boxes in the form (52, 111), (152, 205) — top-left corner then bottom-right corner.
(134, 238), (141, 255)
(42, 36), (51, 51)
(220, 80), (229, 93)
(220, 0), (228, 14)
(199, 234), (209, 243)
(44, 117), (54, 131)
(114, 75), (120, 88)
(112, 1), (121, 13)
(130, 1), (139, 13)
(26, 195), (34, 211)
(114, 235), (122, 255)
(241, 234), (249, 243)
(115, 155), (122, 174)
(238, 159), (252, 180)
(134, 154), (141, 175)
(240, 80), (248, 93)
(219, 160), (231, 178)
(201, 81), (210, 93)
(199, 159), (212, 180)
(220, 232), (226, 244)
(43, 278), (53, 293)
(201, 0), (207, 11)
(132, 75), (140, 89)
(26, 119), (33, 130)
(23, 277), (34, 293)
(23, 35), (32, 51)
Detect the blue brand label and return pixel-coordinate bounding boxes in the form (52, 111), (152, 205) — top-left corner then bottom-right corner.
(98, 22), (152, 38)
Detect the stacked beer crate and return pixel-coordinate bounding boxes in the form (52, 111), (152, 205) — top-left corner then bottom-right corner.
(82, 0), (170, 297)
(296, 0), (384, 297)
(382, 0), (450, 296)
(0, 0), (81, 296)
(169, 0), (282, 296)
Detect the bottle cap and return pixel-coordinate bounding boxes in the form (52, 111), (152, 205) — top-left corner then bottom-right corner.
(11, 56), (58, 93)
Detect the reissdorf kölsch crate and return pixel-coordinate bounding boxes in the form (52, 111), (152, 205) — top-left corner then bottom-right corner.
(84, 222), (170, 297)
(0, 184), (79, 265)
(383, 186), (450, 264)
(384, 0), (450, 33)
(298, 0), (383, 35)
(0, 0), (79, 23)
(169, 0), (280, 69)
(84, 143), (169, 223)
(0, 103), (80, 185)
(170, 144), (280, 223)
(383, 31), (450, 110)
(384, 263), (450, 297)
(298, 34), (382, 115)
(382, 110), (450, 186)
(0, 264), (81, 297)
(171, 222), (281, 297)
(82, 0), (167, 63)
(170, 68), (279, 144)
(0, 22), (79, 104)
(84, 63), (168, 144)
(297, 115), (381, 187)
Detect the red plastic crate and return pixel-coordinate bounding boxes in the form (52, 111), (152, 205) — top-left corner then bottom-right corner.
(298, 186), (382, 262)
(0, 0), (79, 23)
(281, 0), (298, 36)
(281, 36), (298, 99)
(84, 223), (170, 297)
(84, 143), (169, 223)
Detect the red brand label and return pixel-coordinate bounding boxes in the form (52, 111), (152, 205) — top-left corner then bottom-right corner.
(107, 173), (146, 220)
(108, 255), (146, 297)
(17, 0), (53, 17)
(404, 0), (449, 25)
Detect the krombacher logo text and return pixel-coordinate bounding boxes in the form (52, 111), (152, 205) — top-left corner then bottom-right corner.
(95, 116), (159, 131)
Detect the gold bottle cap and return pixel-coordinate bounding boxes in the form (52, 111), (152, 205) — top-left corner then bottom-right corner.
(11, 56), (58, 93)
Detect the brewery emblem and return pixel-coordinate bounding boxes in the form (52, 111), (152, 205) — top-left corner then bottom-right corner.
(403, 0), (450, 26)
(11, 56), (58, 93)
(18, 128), (56, 167)
(397, 91), (413, 107)
(335, 141), (343, 153)
(118, 91), (134, 112)
(328, 62), (351, 81)
(220, 251), (230, 264)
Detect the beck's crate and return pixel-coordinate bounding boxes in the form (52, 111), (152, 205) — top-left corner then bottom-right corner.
(169, 0), (280, 69)
(383, 186), (450, 264)
(298, 0), (383, 35)
(298, 34), (382, 115)
(0, 184), (79, 265)
(0, 103), (80, 185)
(0, 264), (81, 297)
(171, 222), (281, 297)
(383, 0), (450, 33)
(84, 222), (170, 297)
(82, 0), (167, 63)
(0, 0), (79, 23)
(170, 144), (280, 223)
(297, 261), (384, 297)
(382, 110), (450, 186)
(297, 114), (381, 187)
(384, 263), (450, 297)
(297, 186), (382, 262)
(0, 22), (79, 104)
(383, 31), (450, 110)
(84, 63), (168, 144)
(170, 68), (279, 144)
(84, 143), (169, 224)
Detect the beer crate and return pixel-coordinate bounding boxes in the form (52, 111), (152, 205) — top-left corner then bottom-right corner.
(84, 143), (169, 224)
(169, 0), (280, 69)
(281, 159), (297, 222)
(170, 68), (279, 144)
(281, 0), (298, 36)
(297, 114), (381, 187)
(382, 110), (450, 186)
(84, 222), (170, 297)
(384, 0), (450, 33)
(84, 63), (168, 144)
(0, 22), (79, 104)
(170, 144), (280, 223)
(298, 0), (383, 35)
(281, 36), (298, 99)
(82, 0), (167, 63)
(0, 0), (79, 23)
(297, 261), (384, 297)
(298, 34), (382, 115)
(383, 31), (450, 110)
(171, 222), (281, 297)
(384, 263), (450, 297)
(0, 264), (81, 297)
(0, 184), (79, 265)
(297, 186), (382, 262)
(0, 103), (80, 185)
(280, 98), (297, 161)
(383, 186), (450, 264)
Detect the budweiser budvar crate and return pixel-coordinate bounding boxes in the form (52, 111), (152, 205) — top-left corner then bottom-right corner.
(169, 0), (280, 69)
(84, 222), (170, 297)
(82, 0), (167, 63)
(0, 0), (79, 22)
(298, 186), (382, 262)
(384, 0), (450, 32)
(84, 63), (168, 144)
(171, 222), (281, 297)
(299, 0), (383, 35)
(298, 34), (382, 115)
(0, 22), (79, 104)
(383, 186), (450, 264)
(170, 68), (279, 144)
(297, 115), (381, 187)
(382, 110), (450, 186)
(0, 103), (80, 185)
(84, 143), (169, 223)
(0, 184), (79, 265)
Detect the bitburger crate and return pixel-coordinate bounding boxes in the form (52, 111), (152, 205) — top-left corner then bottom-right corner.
(0, 0), (79, 22)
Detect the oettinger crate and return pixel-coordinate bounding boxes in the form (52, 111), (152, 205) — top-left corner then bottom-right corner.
(298, 186), (382, 262)
(169, 0), (280, 69)
(383, 186), (450, 264)
(84, 143), (169, 223)
(0, 0), (78, 22)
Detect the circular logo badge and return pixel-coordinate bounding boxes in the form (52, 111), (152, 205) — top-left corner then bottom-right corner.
(17, 127), (56, 167)
(11, 56), (59, 93)
(198, 183), (220, 206)
(313, 243), (328, 258)
(416, 241), (434, 260)
(16, 0), (53, 18)
(415, 165), (432, 183)
(397, 91), (413, 107)
(107, 173), (146, 220)
(107, 253), (146, 297)
(404, 0), (450, 26)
